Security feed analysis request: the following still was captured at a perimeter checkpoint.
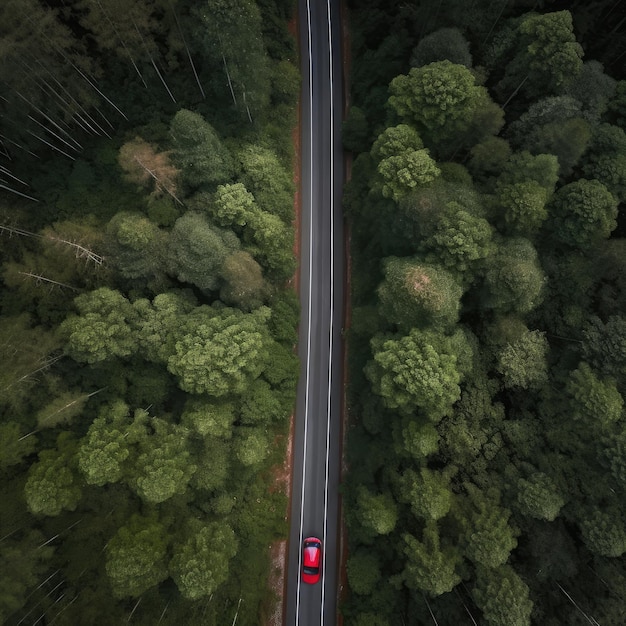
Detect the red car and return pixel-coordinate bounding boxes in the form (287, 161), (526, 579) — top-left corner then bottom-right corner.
(302, 537), (322, 584)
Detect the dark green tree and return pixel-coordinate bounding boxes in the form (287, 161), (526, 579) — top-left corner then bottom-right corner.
(106, 211), (166, 279)
(24, 433), (82, 516)
(516, 472), (565, 521)
(105, 513), (169, 598)
(377, 257), (463, 330)
(482, 238), (545, 315)
(169, 519), (238, 600)
(170, 109), (234, 188)
(410, 28), (472, 68)
(401, 521), (462, 597)
(549, 179), (617, 250)
(166, 212), (239, 291)
(472, 565), (533, 626)
(566, 362), (623, 427)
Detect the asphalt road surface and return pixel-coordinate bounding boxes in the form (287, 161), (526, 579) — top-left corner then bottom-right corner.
(285, 0), (344, 624)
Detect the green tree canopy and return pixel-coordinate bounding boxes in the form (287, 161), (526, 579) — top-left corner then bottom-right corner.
(170, 109), (234, 188)
(459, 486), (519, 568)
(482, 238), (545, 315)
(377, 257), (463, 330)
(566, 362), (623, 427)
(166, 212), (239, 291)
(371, 124), (424, 161)
(170, 519), (238, 600)
(133, 291), (197, 363)
(365, 328), (468, 420)
(578, 507), (626, 557)
(131, 418), (197, 504)
(398, 467), (454, 521)
(516, 472), (565, 521)
(167, 307), (269, 395)
(105, 513), (169, 598)
(59, 288), (137, 363)
(24, 434), (82, 517)
(388, 60), (503, 153)
(106, 211), (166, 279)
(355, 486), (398, 538)
(346, 550), (382, 596)
(421, 202), (494, 276)
(496, 329), (549, 390)
(499, 11), (583, 99)
(377, 149), (440, 201)
(210, 182), (257, 227)
(549, 179), (618, 249)
(77, 400), (147, 487)
(410, 27), (472, 68)
(472, 565), (533, 626)
(401, 521), (462, 597)
(496, 181), (549, 236)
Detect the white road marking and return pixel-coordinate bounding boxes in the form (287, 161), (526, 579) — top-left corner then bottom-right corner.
(295, 0), (314, 623)
(321, 0), (335, 623)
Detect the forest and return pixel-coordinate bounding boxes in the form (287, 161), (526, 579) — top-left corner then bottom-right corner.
(342, 0), (626, 625)
(0, 0), (299, 624)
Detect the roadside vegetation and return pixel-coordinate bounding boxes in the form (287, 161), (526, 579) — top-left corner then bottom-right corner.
(0, 1), (298, 624)
(342, 1), (626, 624)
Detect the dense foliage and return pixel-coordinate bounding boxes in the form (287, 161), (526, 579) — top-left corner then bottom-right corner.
(343, 1), (626, 625)
(0, 0), (299, 624)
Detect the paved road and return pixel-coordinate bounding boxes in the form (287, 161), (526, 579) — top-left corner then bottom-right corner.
(285, 0), (344, 624)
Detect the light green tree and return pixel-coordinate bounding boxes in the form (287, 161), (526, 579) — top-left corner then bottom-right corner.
(399, 467), (454, 521)
(168, 307), (269, 395)
(133, 291), (197, 363)
(388, 60), (503, 151)
(234, 427), (270, 467)
(496, 329), (549, 390)
(371, 124), (424, 161)
(181, 397), (236, 438)
(238, 144), (293, 220)
(60, 288), (137, 363)
(77, 401), (147, 487)
(210, 182), (257, 227)
(422, 202), (494, 275)
(131, 418), (197, 504)
(220, 250), (266, 311)
(377, 149), (441, 201)
(459, 486), (519, 568)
